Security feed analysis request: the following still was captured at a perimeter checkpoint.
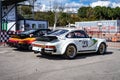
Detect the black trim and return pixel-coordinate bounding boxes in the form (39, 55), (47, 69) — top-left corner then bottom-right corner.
(78, 50), (96, 52)
(2, 0), (27, 6)
(15, 3), (17, 31)
(24, 19), (26, 28)
(17, 4), (33, 7)
(18, 19), (48, 22)
(2, 4), (15, 18)
(45, 49), (56, 52)
(39, 48), (57, 53)
(0, 1), (2, 31)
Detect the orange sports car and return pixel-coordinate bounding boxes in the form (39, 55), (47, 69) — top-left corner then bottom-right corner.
(7, 29), (51, 50)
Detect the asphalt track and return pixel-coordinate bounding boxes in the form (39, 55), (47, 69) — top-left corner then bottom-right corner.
(0, 44), (120, 80)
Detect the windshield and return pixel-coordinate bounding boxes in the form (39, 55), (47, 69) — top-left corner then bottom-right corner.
(49, 29), (69, 36)
(20, 30), (36, 34)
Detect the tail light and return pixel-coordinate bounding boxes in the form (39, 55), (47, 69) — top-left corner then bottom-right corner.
(45, 45), (56, 49)
(32, 44), (56, 49)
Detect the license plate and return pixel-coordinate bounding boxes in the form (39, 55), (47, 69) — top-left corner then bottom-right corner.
(32, 46), (41, 51)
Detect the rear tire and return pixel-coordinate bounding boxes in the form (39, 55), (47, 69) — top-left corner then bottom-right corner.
(97, 43), (106, 55)
(34, 51), (39, 54)
(28, 45), (32, 51)
(63, 45), (77, 59)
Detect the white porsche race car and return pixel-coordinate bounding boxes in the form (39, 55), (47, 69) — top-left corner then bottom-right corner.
(32, 28), (107, 59)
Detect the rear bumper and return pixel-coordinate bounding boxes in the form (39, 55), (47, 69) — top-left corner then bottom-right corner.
(42, 48), (56, 53)
(17, 43), (32, 50)
(33, 48), (57, 54)
(7, 41), (18, 47)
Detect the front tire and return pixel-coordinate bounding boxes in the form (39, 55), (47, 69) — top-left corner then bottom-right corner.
(97, 43), (106, 55)
(63, 45), (77, 59)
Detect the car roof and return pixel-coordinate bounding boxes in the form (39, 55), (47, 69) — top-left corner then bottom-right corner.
(20, 29), (51, 34)
(54, 28), (83, 32)
(36, 29), (51, 31)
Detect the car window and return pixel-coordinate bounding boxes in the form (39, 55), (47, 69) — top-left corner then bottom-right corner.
(74, 31), (86, 38)
(66, 32), (75, 38)
(66, 30), (89, 38)
(34, 29), (51, 37)
(80, 31), (89, 38)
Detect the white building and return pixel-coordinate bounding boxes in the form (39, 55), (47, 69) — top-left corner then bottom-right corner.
(18, 19), (48, 31)
(75, 20), (120, 33)
(1, 1), (48, 32)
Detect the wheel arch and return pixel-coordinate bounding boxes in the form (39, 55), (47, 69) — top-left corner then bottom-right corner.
(61, 43), (77, 54)
(96, 42), (107, 52)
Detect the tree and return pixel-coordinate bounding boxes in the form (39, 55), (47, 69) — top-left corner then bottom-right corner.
(34, 11), (54, 26)
(18, 5), (32, 19)
(58, 12), (69, 26)
(113, 7), (120, 19)
(20, 6), (32, 15)
(78, 7), (88, 18)
(101, 7), (108, 19)
(93, 6), (103, 20)
(107, 7), (114, 19)
(28, 0), (37, 19)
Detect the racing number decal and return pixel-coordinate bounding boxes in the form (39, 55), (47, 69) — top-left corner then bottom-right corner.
(82, 40), (88, 48)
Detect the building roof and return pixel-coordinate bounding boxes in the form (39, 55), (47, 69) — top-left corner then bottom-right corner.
(2, 0), (27, 6)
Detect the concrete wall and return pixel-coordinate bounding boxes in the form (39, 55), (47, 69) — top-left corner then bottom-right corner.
(75, 20), (119, 33)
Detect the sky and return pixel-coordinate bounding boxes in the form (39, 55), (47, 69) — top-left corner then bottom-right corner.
(33, 0), (120, 13)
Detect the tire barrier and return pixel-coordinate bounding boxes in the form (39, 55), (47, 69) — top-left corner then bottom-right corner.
(107, 42), (120, 48)
(87, 32), (120, 42)
(0, 31), (19, 45)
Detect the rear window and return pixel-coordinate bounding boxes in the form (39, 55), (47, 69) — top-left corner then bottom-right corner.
(36, 36), (58, 42)
(49, 29), (68, 36)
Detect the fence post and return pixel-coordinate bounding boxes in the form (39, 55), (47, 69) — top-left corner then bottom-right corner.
(0, 1), (2, 31)
(0, 1), (2, 44)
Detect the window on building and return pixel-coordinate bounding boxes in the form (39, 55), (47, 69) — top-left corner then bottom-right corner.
(32, 24), (36, 29)
(38, 24), (45, 29)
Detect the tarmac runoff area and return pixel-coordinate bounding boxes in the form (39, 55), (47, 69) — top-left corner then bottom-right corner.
(0, 43), (120, 80)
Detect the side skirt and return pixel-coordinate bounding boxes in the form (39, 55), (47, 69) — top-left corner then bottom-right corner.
(78, 50), (96, 53)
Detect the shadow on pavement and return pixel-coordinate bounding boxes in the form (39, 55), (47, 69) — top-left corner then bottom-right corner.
(13, 48), (33, 52)
(76, 51), (113, 59)
(36, 51), (113, 60)
(36, 54), (65, 60)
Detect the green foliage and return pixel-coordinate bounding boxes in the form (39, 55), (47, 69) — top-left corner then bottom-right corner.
(78, 7), (88, 18)
(19, 6), (32, 15)
(18, 6), (120, 26)
(78, 6), (120, 21)
(34, 11), (55, 26)
(17, 6), (32, 19)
